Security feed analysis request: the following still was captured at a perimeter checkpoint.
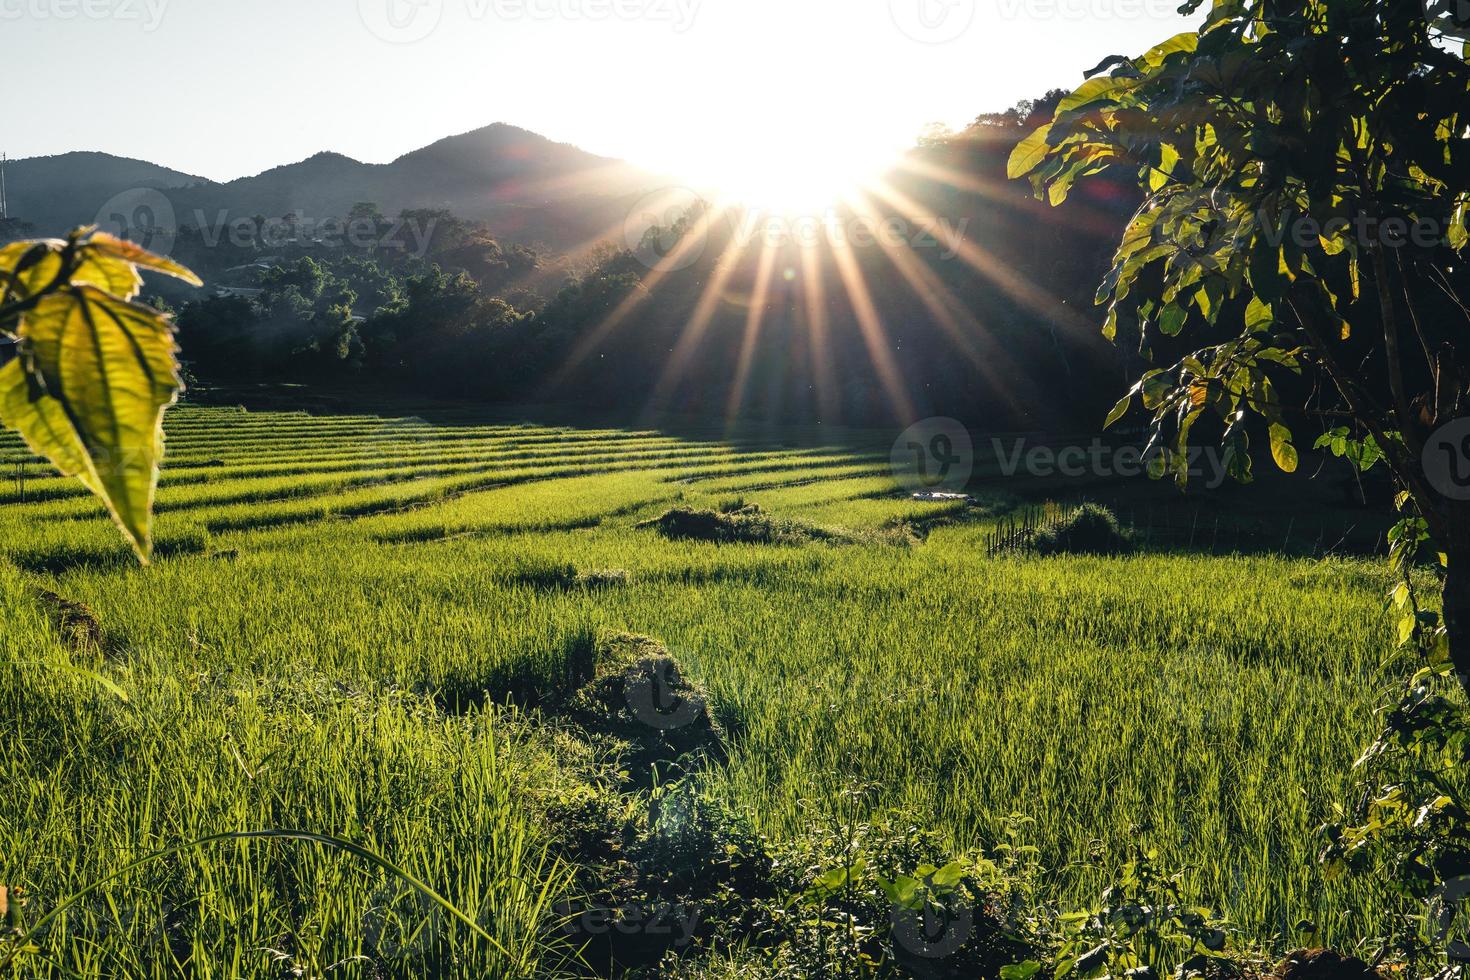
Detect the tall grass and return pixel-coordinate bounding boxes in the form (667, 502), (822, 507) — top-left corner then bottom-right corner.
(0, 407), (1410, 974)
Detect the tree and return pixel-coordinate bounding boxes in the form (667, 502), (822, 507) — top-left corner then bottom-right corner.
(0, 230), (200, 560)
(1010, 0), (1470, 683)
(1009, 0), (1470, 947)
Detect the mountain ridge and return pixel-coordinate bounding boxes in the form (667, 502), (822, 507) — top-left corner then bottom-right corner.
(4, 123), (665, 249)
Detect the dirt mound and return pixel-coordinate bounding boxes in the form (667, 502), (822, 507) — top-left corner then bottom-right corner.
(569, 632), (726, 772)
(1271, 949), (1385, 980)
(34, 589), (105, 653)
(637, 505), (833, 546)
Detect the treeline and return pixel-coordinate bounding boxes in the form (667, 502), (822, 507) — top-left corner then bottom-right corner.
(169, 95), (1142, 430)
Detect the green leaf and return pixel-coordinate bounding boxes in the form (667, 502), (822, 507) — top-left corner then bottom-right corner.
(1269, 423), (1298, 473)
(1249, 236), (1282, 304)
(1008, 123), (1055, 180)
(1159, 303), (1188, 336)
(1001, 963), (1043, 980)
(12, 286), (181, 561)
(1105, 392), (1133, 428)
(929, 861), (967, 889)
(0, 360), (100, 496)
(1058, 76), (1135, 114)
(1245, 296), (1274, 332)
(1141, 31), (1198, 66)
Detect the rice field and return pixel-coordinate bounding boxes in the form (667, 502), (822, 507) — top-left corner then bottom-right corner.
(0, 403), (1409, 977)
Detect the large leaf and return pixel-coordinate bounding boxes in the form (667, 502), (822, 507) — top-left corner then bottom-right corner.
(0, 360), (101, 498)
(1269, 422), (1298, 473)
(12, 286), (182, 560)
(1007, 123), (1054, 180)
(86, 232), (201, 291)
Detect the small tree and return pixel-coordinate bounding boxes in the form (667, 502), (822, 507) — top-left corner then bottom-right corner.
(1010, 0), (1470, 949)
(1010, 0), (1470, 684)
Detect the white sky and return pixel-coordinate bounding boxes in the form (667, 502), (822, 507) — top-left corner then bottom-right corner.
(4, 0), (1201, 188)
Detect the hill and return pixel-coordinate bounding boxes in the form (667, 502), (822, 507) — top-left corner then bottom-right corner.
(5, 124), (665, 249)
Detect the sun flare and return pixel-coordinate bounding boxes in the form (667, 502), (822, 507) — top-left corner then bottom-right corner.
(669, 129), (905, 216)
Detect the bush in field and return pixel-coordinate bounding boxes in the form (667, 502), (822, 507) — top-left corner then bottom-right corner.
(1028, 504), (1131, 556)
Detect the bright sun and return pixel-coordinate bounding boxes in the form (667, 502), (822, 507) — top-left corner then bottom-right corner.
(665, 127), (908, 216)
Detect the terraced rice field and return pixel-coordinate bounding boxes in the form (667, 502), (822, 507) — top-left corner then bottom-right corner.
(0, 404), (1407, 977)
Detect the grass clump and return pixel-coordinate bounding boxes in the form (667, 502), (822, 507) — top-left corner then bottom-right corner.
(1027, 503), (1132, 556)
(569, 631), (727, 772)
(637, 503), (835, 545)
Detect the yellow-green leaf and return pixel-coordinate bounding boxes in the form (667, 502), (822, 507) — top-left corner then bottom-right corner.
(15, 286), (182, 560)
(86, 232), (201, 288)
(1245, 296), (1273, 332)
(1104, 392), (1132, 428)
(0, 359), (103, 500)
(1269, 422), (1298, 473)
(1142, 31), (1198, 67)
(1008, 123), (1054, 180)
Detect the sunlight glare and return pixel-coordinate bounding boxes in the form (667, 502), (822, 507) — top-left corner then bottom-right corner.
(665, 119), (905, 215)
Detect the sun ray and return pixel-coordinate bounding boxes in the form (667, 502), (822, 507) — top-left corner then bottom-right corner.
(846, 186), (1039, 420)
(723, 239), (779, 423)
(864, 180), (1098, 339)
(891, 155), (1126, 241)
(644, 229), (753, 415)
(799, 245), (840, 423)
(829, 235), (917, 424)
(891, 155), (1016, 204)
(549, 201), (731, 388)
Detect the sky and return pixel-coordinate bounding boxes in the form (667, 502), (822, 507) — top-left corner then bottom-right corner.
(4, 0), (1201, 192)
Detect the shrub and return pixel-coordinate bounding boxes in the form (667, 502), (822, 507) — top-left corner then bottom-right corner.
(1027, 503), (1131, 556)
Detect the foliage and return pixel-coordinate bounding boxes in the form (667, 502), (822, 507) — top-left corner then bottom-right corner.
(636, 504), (839, 546)
(1026, 502), (1132, 556)
(1011, 0), (1470, 966)
(1035, 849), (1236, 979)
(1008, 0), (1469, 544)
(0, 229), (199, 560)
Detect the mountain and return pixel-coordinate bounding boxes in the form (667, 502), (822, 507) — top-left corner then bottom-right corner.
(3, 152), (208, 233)
(6, 124), (666, 250)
